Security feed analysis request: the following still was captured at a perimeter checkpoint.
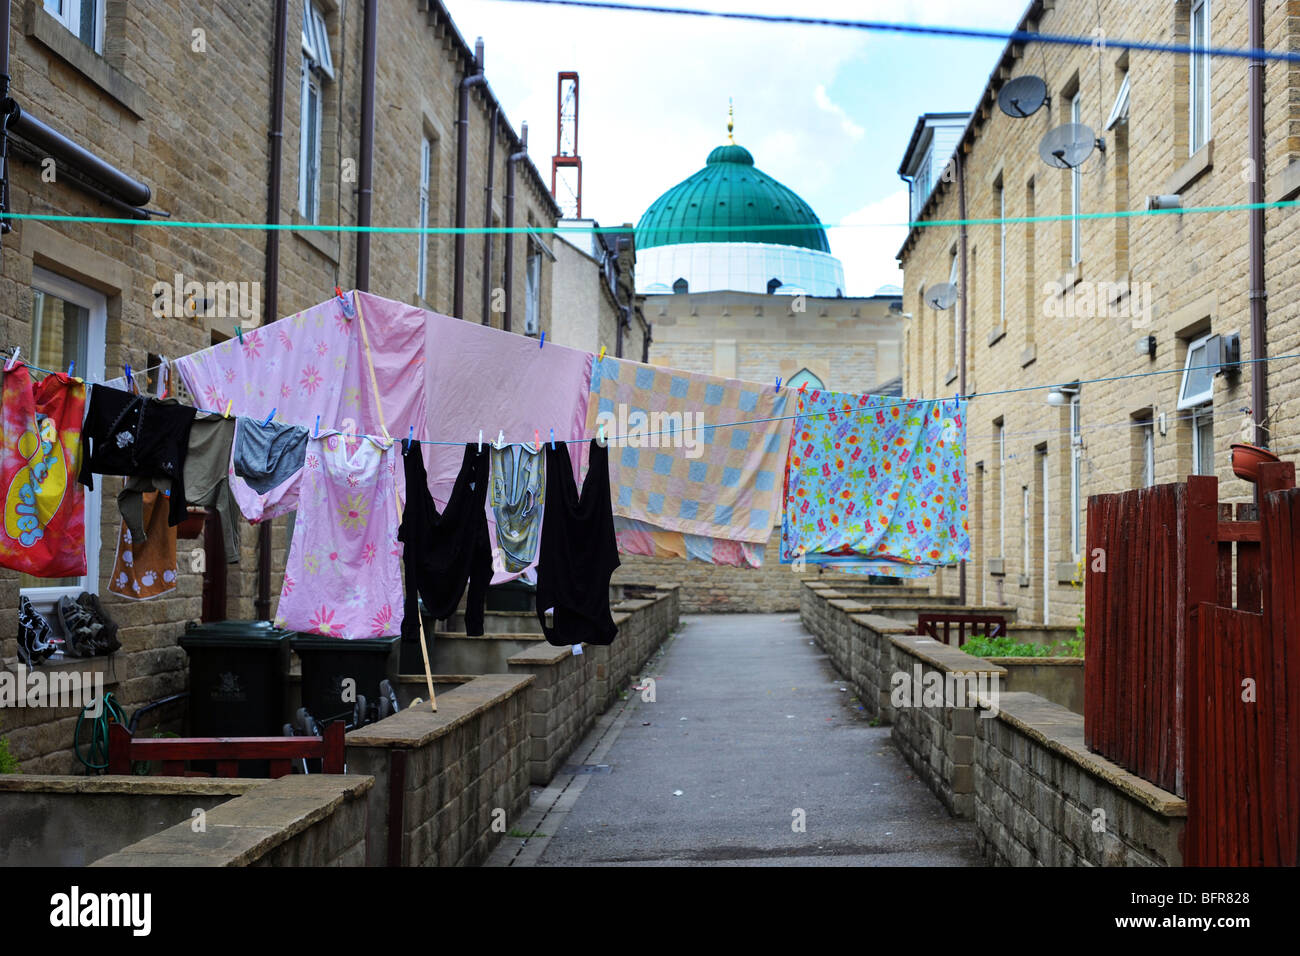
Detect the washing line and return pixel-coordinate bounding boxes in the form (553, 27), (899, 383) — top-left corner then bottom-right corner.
(485, 0), (1300, 64)
(5, 347), (1293, 450)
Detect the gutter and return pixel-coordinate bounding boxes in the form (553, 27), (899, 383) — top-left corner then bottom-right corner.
(503, 123), (529, 333)
(454, 38), (487, 321)
(355, 0), (379, 291)
(256, 0), (290, 622)
(1248, 0), (1268, 448)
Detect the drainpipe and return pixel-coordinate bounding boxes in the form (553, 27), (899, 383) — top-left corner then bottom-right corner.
(641, 320), (652, 363)
(480, 106), (497, 325)
(355, 0), (378, 291)
(956, 147), (969, 606)
(255, 0), (290, 623)
(1, 0), (11, 235)
(1249, 0), (1268, 450)
(454, 39), (487, 320)
(503, 122), (528, 333)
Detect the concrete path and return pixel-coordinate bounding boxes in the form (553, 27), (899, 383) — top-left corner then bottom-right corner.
(486, 613), (981, 866)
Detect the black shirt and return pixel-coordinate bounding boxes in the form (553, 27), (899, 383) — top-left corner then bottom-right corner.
(398, 441), (492, 638)
(79, 384), (197, 527)
(535, 439), (620, 647)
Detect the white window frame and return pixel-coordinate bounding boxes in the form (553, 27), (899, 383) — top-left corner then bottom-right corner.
(298, 58), (324, 223)
(1041, 449), (1051, 624)
(22, 268), (107, 612)
(998, 423), (1006, 556)
(1069, 394), (1082, 561)
(524, 247), (542, 335)
(1190, 0), (1211, 154)
(949, 250), (960, 363)
(1107, 70), (1131, 131)
(417, 138), (433, 300)
(43, 0), (105, 55)
(1192, 405), (1214, 476)
(301, 1), (334, 79)
(997, 181), (1006, 329)
(1177, 332), (1215, 409)
(1021, 484), (1030, 578)
(1141, 419), (1156, 487)
(1070, 92), (1083, 265)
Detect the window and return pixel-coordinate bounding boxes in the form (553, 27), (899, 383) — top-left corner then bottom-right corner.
(1140, 418), (1155, 487)
(298, 2), (332, 223)
(1069, 393), (1082, 560)
(1107, 70), (1131, 131)
(949, 249), (960, 366)
(997, 179), (1006, 329)
(1177, 333), (1215, 409)
(1190, 0), (1211, 153)
(1070, 92), (1082, 265)
(22, 269), (106, 607)
(672, 278), (689, 295)
(43, 0), (103, 54)
(1021, 484), (1031, 575)
(787, 368), (824, 392)
(524, 247), (542, 334)
(997, 421), (1006, 555)
(913, 148), (933, 220)
(1040, 448), (1050, 624)
(417, 138), (433, 300)
(1192, 406), (1214, 476)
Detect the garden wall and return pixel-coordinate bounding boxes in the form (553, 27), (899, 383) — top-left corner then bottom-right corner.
(800, 581), (1186, 866)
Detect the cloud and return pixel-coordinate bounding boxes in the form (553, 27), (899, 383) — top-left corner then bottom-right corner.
(814, 84), (865, 141)
(826, 190), (909, 297)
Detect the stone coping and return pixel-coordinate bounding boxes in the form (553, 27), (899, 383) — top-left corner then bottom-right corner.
(865, 602), (1017, 614)
(432, 631), (545, 641)
(889, 634), (1008, 676)
(0, 775), (263, 797)
(612, 598), (653, 611)
(507, 642), (586, 666)
(345, 674), (534, 749)
(396, 673), (475, 684)
(991, 692), (1187, 818)
(986, 656), (1085, 666)
(850, 613), (917, 634)
(88, 774), (374, 867)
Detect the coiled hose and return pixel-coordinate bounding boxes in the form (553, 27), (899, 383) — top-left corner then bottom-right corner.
(74, 692), (128, 773)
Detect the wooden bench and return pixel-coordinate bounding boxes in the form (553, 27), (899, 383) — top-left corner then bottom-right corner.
(107, 721), (345, 777)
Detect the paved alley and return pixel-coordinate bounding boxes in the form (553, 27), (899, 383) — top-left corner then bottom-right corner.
(487, 614), (981, 866)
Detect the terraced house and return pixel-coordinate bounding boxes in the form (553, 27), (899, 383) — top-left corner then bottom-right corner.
(0, 0), (563, 772)
(898, 0), (1300, 624)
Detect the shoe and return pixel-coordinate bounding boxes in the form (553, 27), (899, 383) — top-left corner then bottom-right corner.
(55, 595), (102, 657)
(18, 596), (57, 664)
(77, 592), (121, 654)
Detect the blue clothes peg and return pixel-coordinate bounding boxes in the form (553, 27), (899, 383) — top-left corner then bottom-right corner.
(235, 326), (243, 345)
(539, 331), (545, 349)
(263, 407), (277, 426)
(314, 415), (320, 438)
(550, 428), (555, 450)
(774, 376), (782, 392)
(407, 425), (414, 454)
(67, 361), (75, 377)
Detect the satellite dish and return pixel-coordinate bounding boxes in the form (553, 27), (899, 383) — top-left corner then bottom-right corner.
(1039, 123), (1097, 170)
(925, 283), (958, 311)
(998, 75), (1049, 118)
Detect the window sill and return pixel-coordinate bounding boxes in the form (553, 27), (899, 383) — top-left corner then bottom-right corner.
(944, 366), (958, 387)
(1055, 263), (1083, 293)
(1021, 344), (1037, 369)
(4, 652), (120, 688)
(1017, 573), (1031, 588)
(1055, 561), (1081, 585)
(292, 212), (341, 264)
(988, 328), (1006, 347)
(1166, 139), (1214, 196)
(1270, 158), (1300, 203)
(24, 2), (146, 118)
(987, 556), (1006, 576)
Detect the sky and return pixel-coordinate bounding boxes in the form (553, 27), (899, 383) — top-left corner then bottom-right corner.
(441, 0), (1031, 296)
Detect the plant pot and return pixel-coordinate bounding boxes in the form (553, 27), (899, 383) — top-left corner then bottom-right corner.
(176, 508), (209, 539)
(1230, 443), (1280, 483)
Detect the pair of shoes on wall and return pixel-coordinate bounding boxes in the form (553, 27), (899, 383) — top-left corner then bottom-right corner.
(55, 595), (104, 658)
(77, 592), (121, 654)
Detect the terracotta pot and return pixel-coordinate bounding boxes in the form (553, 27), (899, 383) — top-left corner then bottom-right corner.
(176, 508), (209, 539)
(1230, 443), (1280, 483)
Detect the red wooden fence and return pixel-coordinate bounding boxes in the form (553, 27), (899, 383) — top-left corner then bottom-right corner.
(1087, 461), (1300, 864)
(917, 612), (1007, 648)
(107, 721), (345, 778)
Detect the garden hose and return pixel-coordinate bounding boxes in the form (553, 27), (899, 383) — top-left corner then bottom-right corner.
(74, 692), (128, 774)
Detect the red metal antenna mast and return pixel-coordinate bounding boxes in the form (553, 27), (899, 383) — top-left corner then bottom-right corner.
(551, 71), (581, 218)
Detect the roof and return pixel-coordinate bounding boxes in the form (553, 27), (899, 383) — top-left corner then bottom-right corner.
(896, 0), (1045, 261)
(635, 142), (831, 253)
(896, 112), (969, 177)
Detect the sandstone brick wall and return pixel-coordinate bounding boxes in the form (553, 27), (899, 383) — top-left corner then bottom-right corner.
(1, 1), (558, 770)
(901, 0), (1300, 627)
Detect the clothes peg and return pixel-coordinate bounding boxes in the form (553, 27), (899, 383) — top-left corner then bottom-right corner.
(125, 363), (135, 393)
(496, 429), (505, 449)
(314, 415), (320, 438)
(599, 346), (606, 362)
(235, 326), (243, 345)
(550, 428), (555, 450)
(539, 331), (545, 349)
(263, 407), (277, 426)
(67, 361), (75, 377)
(774, 376), (782, 392)
(224, 400), (233, 419)
(597, 423), (606, 447)
(534, 429), (541, 452)
(478, 429), (483, 452)
(4, 347), (19, 371)
(406, 425), (414, 454)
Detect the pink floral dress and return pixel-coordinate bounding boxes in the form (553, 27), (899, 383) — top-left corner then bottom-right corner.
(274, 432), (402, 638)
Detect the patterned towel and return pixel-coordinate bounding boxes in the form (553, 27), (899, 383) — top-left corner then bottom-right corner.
(782, 390), (969, 576)
(581, 357), (792, 545)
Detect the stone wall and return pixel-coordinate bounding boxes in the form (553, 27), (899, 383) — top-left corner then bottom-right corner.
(800, 581), (1187, 865)
(344, 674), (534, 867)
(89, 774), (373, 867)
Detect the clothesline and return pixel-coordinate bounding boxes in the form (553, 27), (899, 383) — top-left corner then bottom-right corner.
(4, 347), (1293, 452)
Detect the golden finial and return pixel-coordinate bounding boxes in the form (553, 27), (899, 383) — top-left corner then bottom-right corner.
(727, 98), (735, 144)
